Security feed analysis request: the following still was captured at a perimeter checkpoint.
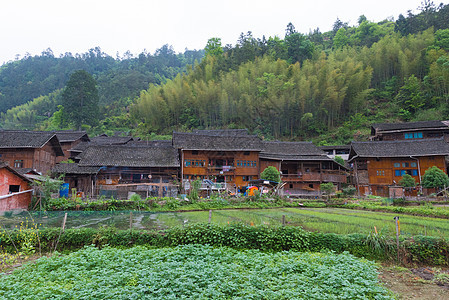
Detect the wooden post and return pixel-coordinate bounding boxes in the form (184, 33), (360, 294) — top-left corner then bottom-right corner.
(62, 212), (68, 232)
(282, 215), (286, 227)
(129, 211), (133, 230)
(208, 210), (212, 224)
(394, 216), (400, 262)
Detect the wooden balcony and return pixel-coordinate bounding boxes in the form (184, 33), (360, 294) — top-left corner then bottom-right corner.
(282, 172), (346, 183)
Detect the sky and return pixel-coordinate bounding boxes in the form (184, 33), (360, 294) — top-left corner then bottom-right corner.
(1, 0), (446, 64)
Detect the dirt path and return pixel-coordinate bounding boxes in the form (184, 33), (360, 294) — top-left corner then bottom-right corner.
(379, 265), (449, 299)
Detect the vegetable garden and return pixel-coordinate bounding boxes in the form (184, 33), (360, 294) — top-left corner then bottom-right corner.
(0, 244), (393, 299)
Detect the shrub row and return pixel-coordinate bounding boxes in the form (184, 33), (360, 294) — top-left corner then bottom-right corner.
(1, 224), (448, 265)
(343, 202), (449, 219)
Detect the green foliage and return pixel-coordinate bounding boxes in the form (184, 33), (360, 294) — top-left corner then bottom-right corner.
(260, 166), (281, 183)
(188, 179), (202, 202)
(399, 174), (416, 187)
(61, 70), (99, 129)
(320, 182), (335, 195)
(0, 244), (393, 299)
(334, 155), (345, 166)
(31, 175), (63, 208)
(204, 37), (223, 57)
(422, 166), (449, 188)
(1, 223), (448, 266)
(342, 185), (357, 196)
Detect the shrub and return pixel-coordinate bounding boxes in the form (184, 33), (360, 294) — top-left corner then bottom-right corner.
(422, 166), (449, 189)
(342, 185), (357, 196)
(399, 174), (416, 187)
(260, 166), (281, 183)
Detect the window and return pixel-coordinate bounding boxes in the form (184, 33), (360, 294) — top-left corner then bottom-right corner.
(184, 159), (205, 167)
(402, 162), (409, 168)
(405, 132), (423, 139)
(393, 163), (400, 168)
(376, 170), (385, 176)
(411, 162), (417, 167)
(14, 160), (23, 168)
(9, 185), (20, 193)
(289, 184), (293, 189)
(412, 169), (418, 176)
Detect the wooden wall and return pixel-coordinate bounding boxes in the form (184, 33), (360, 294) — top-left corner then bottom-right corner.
(366, 156), (446, 186)
(0, 143), (59, 174)
(182, 150), (260, 187)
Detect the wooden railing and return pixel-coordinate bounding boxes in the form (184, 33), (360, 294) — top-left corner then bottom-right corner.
(282, 172), (346, 183)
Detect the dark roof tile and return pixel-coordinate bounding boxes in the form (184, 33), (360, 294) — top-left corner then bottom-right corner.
(371, 121), (449, 132)
(350, 138), (449, 158)
(0, 130), (64, 156)
(52, 163), (100, 174)
(78, 145), (179, 168)
(173, 130), (263, 151)
(54, 130), (89, 142)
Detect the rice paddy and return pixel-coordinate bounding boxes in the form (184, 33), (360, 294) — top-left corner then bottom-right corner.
(1, 207), (448, 238)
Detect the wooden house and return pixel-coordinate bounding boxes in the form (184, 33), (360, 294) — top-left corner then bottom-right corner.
(260, 141), (347, 196)
(370, 120), (449, 142)
(54, 130), (89, 163)
(0, 130), (64, 174)
(173, 129), (264, 190)
(0, 162), (33, 211)
(51, 163), (100, 197)
(348, 139), (449, 197)
(59, 141), (180, 198)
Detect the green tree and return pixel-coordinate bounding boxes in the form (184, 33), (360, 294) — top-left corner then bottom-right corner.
(260, 166), (281, 183)
(334, 156), (345, 166)
(61, 70), (100, 130)
(399, 174), (416, 187)
(421, 166), (449, 189)
(320, 182), (335, 201)
(204, 38), (224, 57)
(395, 75), (424, 115)
(333, 28), (349, 49)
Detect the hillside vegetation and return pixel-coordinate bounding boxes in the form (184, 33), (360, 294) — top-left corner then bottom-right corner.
(1, 2), (449, 143)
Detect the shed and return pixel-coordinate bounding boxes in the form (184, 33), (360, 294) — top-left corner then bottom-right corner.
(0, 162), (33, 211)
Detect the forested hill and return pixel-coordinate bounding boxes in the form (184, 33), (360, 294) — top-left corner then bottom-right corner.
(132, 1), (449, 144)
(1, 1), (449, 145)
(0, 46), (204, 113)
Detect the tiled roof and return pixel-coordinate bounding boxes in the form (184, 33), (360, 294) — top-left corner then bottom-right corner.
(54, 130), (89, 142)
(192, 129), (250, 136)
(0, 162), (32, 183)
(0, 130), (55, 148)
(78, 145), (180, 168)
(0, 130), (64, 156)
(350, 138), (449, 159)
(173, 130), (263, 151)
(89, 135), (135, 145)
(52, 163), (100, 174)
(371, 121), (449, 132)
(69, 135), (136, 153)
(260, 141), (329, 160)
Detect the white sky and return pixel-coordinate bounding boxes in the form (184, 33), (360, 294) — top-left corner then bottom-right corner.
(1, 0), (446, 64)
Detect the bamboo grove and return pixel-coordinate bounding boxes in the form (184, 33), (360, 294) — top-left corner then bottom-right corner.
(132, 26), (449, 140)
